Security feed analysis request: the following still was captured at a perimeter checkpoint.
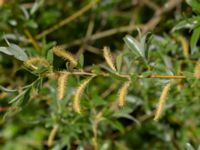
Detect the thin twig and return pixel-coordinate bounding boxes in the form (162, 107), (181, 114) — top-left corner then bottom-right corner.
(50, 71), (186, 79)
(63, 24), (143, 48)
(76, 17), (95, 58)
(24, 29), (40, 52)
(148, 75), (186, 79)
(63, 0), (183, 48)
(36, 0), (99, 39)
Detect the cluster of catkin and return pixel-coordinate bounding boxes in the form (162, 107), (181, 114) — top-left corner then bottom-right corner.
(103, 46), (131, 107)
(24, 46), (177, 121)
(103, 46), (175, 121)
(55, 46), (132, 113)
(24, 56), (50, 70)
(53, 47), (92, 113)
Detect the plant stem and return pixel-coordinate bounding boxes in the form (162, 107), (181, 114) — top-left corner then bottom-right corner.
(51, 71), (187, 79)
(147, 75), (186, 79)
(24, 29), (40, 52)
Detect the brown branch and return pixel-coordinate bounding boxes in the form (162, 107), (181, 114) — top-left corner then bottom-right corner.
(63, 0), (183, 48)
(75, 17), (95, 58)
(24, 29), (40, 52)
(49, 71), (187, 80)
(36, 0), (99, 39)
(148, 75), (186, 79)
(62, 24), (143, 48)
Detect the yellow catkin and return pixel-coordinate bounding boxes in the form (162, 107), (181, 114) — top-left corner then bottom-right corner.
(47, 125), (58, 147)
(118, 81), (130, 107)
(73, 77), (93, 113)
(24, 57), (50, 69)
(52, 46), (77, 66)
(57, 72), (69, 100)
(179, 36), (189, 59)
(154, 82), (171, 121)
(194, 62), (200, 79)
(0, 0), (4, 6)
(103, 46), (116, 71)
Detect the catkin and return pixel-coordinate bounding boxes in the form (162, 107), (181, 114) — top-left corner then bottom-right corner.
(47, 125), (58, 147)
(118, 81), (130, 107)
(0, 0), (4, 6)
(73, 77), (93, 113)
(24, 57), (50, 69)
(53, 46), (77, 66)
(103, 46), (116, 71)
(154, 82), (171, 121)
(179, 36), (189, 59)
(57, 72), (69, 100)
(194, 62), (200, 79)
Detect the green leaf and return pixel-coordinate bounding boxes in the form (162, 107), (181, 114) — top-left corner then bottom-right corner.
(116, 53), (123, 72)
(0, 47), (12, 55)
(0, 85), (17, 92)
(91, 95), (107, 107)
(30, 0), (44, 15)
(123, 35), (144, 58)
(186, 0), (200, 14)
(78, 54), (84, 68)
(33, 78), (43, 92)
(142, 32), (153, 60)
(7, 44), (28, 61)
(172, 16), (200, 32)
(113, 107), (141, 126)
(105, 119), (124, 133)
(185, 143), (195, 150)
(9, 90), (26, 104)
(190, 26), (200, 53)
(20, 88), (31, 107)
(47, 49), (54, 64)
(24, 20), (38, 29)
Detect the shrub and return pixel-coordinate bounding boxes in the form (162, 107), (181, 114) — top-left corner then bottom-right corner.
(0, 0), (200, 149)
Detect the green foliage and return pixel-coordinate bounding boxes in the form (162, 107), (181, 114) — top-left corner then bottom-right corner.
(0, 0), (200, 150)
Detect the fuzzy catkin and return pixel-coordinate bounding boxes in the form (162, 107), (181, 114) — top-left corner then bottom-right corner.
(47, 125), (58, 147)
(52, 46), (77, 66)
(73, 77), (93, 113)
(179, 36), (189, 59)
(24, 57), (50, 69)
(103, 46), (116, 71)
(118, 81), (130, 107)
(194, 62), (200, 79)
(154, 82), (171, 121)
(57, 72), (69, 100)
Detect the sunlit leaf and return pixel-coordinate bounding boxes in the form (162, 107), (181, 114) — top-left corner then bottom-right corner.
(123, 35), (144, 58)
(7, 44), (28, 61)
(0, 47), (12, 55)
(190, 26), (200, 53)
(186, 0), (200, 14)
(172, 16), (200, 31)
(185, 143), (195, 150)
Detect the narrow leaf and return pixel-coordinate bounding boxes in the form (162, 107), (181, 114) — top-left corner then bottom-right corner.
(123, 35), (144, 58)
(0, 85), (17, 92)
(0, 47), (12, 55)
(172, 17), (200, 32)
(186, 0), (200, 14)
(7, 44), (28, 61)
(190, 26), (200, 54)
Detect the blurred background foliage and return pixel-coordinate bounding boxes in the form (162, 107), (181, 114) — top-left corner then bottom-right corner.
(0, 0), (200, 150)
